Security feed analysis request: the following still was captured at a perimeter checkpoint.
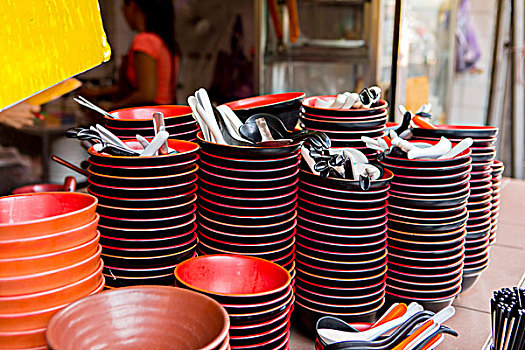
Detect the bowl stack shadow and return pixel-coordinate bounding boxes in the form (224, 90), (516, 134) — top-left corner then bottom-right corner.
(294, 167), (392, 333)
(0, 192), (103, 349)
(195, 133), (300, 280)
(175, 255), (293, 350)
(411, 126), (500, 292)
(106, 105), (199, 141)
(300, 97), (389, 161)
(379, 144), (472, 312)
(86, 139), (200, 288)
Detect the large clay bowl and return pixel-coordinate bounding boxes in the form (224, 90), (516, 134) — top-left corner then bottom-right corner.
(46, 286), (229, 350)
(0, 192), (97, 239)
(0, 215), (99, 259)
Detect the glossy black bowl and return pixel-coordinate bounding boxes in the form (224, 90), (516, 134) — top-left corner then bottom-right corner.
(298, 215), (387, 236)
(299, 168), (393, 192)
(388, 167), (471, 186)
(411, 125), (498, 138)
(199, 192), (297, 217)
(296, 224), (387, 245)
(299, 180), (389, 201)
(297, 207), (386, 228)
(300, 112), (388, 131)
(98, 204), (196, 229)
(302, 96), (388, 117)
(103, 272), (175, 287)
(199, 158), (300, 180)
(298, 188), (388, 210)
(390, 176), (470, 194)
(299, 199), (387, 219)
(88, 139), (200, 167)
(380, 159), (472, 177)
(199, 167), (298, 189)
(100, 227), (197, 249)
(198, 185), (298, 208)
(88, 155), (198, 177)
(96, 194), (196, 219)
(97, 215), (196, 239)
(198, 201), (297, 226)
(295, 290), (385, 316)
(88, 165), (198, 188)
(198, 220), (295, 244)
(199, 149), (300, 170)
(198, 230), (295, 255)
(102, 232), (198, 258)
(89, 183), (197, 208)
(88, 175), (198, 199)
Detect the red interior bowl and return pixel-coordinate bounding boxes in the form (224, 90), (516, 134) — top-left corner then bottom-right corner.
(108, 105), (192, 121)
(12, 183), (64, 195)
(175, 254), (291, 298)
(0, 192), (97, 239)
(302, 96), (388, 117)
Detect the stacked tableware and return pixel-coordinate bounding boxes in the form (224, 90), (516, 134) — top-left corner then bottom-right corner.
(411, 125), (499, 291)
(195, 133), (300, 279)
(378, 142), (472, 311)
(225, 92), (305, 131)
(0, 192), (103, 349)
(294, 166), (393, 332)
(105, 105), (199, 141)
(46, 286), (230, 350)
(490, 160), (504, 245)
(175, 255), (293, 350)
(300, 96), (389, 160)
(86, 139), (200, 288)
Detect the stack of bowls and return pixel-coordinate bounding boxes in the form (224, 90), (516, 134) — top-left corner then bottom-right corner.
(46, 286), (230, 350)
(294, 167), (393, 332)
(489, 160), (504, 245)
(411, 125), (498, 290)
(378, 143), (472, 311)
(175, 255), (293, 350)
(224, 92), (305, 131)
(0, 192), (103, 349)
(195, 133), (300, 279)
(300, 96), (389, 160)
(106, 105), (199, 141)
(86, 139), (200, 288)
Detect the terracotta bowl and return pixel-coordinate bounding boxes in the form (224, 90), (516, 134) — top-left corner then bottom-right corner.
(46, 286), (230, 350)
(0, 234), (100, 279)
(0, 243), (102, 295)
(0, 192), (97, 239)
(0, 215), (99, 259)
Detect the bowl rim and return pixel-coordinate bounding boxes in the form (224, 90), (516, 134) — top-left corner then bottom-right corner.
(88, 139), (199, 160)
(224, 92), (305, 110)
(302, 96), (388, 112)
(107, 105), (192, 121)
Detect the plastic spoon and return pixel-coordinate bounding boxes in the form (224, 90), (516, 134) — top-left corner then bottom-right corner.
(188, 96), (212, 142)
(140, 131), (170, 157)
(216, 105), (250, 142)
(341, 93), (359, 109)
(256, 118), (292, 146)
(194, 97), (226, 144)
(136, 134), (150, 149)
(152, 112), (169, 155)
(330, 94), (347, 108)
(437, 138), (473, 159)
(407, 136), (452, 159)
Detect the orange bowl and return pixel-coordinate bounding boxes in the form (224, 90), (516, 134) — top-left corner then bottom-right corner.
(0, 327), (47, 349)
(0, 278), (104, 331)
(0, 215), (99, 259)
(0, 242), (101, 294)
(0, 261), (103, 313)
(0, 232), (100, 278)
(46, 286), (230, 350)
(0, 192), (97, 239)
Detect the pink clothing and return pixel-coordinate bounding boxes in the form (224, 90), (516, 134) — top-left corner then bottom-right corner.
(126, 32), (179, 104)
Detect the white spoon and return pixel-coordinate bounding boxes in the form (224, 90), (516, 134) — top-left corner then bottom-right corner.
(408, 136), (452, 159)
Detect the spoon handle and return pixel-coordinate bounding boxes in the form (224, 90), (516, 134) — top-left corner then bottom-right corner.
(256, 118), (274, 141)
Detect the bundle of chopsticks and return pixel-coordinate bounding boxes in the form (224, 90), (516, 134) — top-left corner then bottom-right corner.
(491, 287), (525, 350)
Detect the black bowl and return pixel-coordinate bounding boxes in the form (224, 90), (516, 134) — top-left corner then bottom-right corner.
(300, 112), (388, 131)
(387, 225), (466, 243)
(388, 167), (472, 186)
(197, 132), (301, 158)
(198, 186), (298, 209)
(302, 96), (388, 117)
(388, 207), (468, 225)
(103, 272), (176, 287)
(197, 210), (297, 235)
(89, 183), (197, 208)
(387, 212), (468, 233)
(96, 194), (196, 219)
(198, 175), (298, 199)
(387, 265), (463, 285)
(198, 193), (297, 218)
(88, 139), (199, 167)
(88, 155), (198, 177)
(384, 291), (457, 313)
(298, 215), (387, 236)
(411, 125), (498, 138)
(98, 204), (196, 229)
(88, 175), (198, 199)
(299, 168), (393, 192)
(390, 176), (470, 194)
(299, 180), (389, 201)
(295, 290), (385, 316)
(198, 230), (295, 255)
(388, 190), (470, 208)
(298, 199), (387, 220)
(198, 201), (297, 226)
(296, 224), (387, 245)
(297, 207), (386, 228)
(97, 215), (196, 239)
(298, 188), (388, 210)
(100, 226), (197, 249)
(102, 232), (198, 258)
(229, 305), (292, 337)
(199, 158), (300, 180)
(199, 149), (300, 170)
(224, 92), (305, 131)
(198, 220), (296, 244)
(198, 239), (295, 264)
(199, 167), (298, 189)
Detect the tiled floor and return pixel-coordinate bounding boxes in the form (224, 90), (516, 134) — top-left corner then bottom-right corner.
(289, 178), (525, 349)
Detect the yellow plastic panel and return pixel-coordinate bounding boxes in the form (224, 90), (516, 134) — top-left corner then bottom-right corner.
(0, 0), (111, 111)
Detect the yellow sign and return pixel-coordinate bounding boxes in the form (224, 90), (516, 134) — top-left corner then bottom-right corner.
(0, 0), (111, 111)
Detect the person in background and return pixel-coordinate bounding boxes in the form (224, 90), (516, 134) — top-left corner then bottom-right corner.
(0, 103), (40, 130)
(81, 0), (180, 109)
